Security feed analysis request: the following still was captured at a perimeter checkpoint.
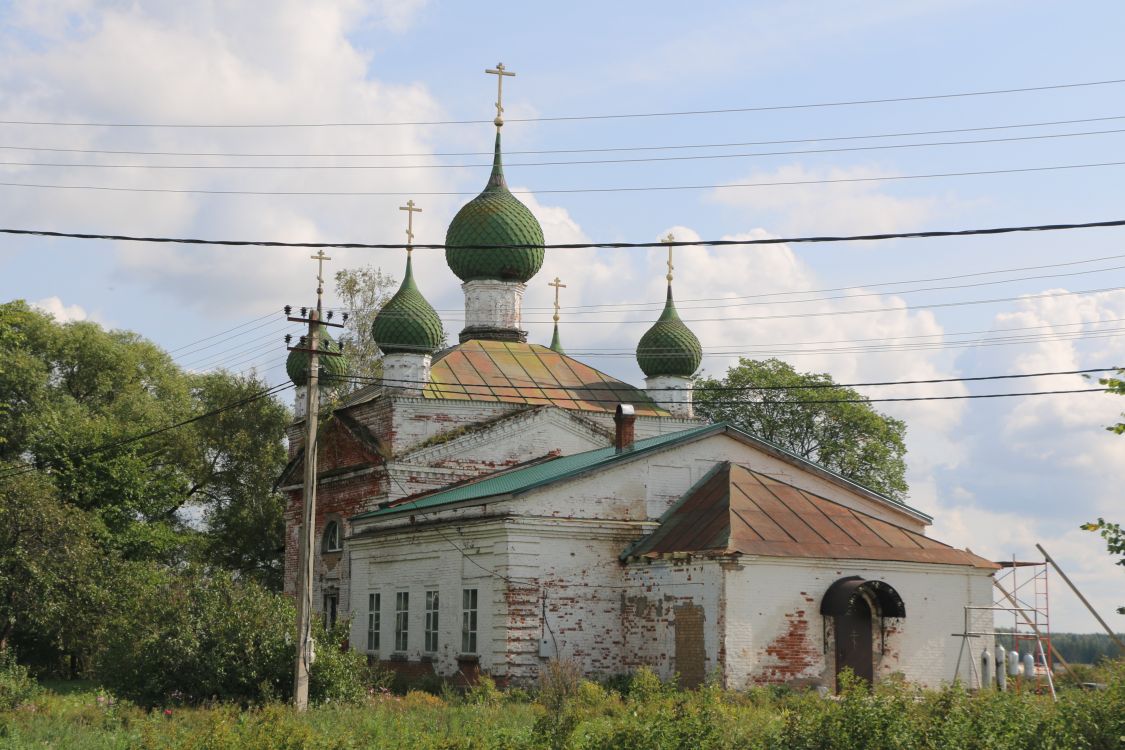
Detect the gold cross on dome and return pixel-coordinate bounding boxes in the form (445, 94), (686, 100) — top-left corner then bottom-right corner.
(660, 232), (675, 283)
(399, 199), (422, 252)
(310, 249), (332, 286)
(485, 62), (516, 127)
(548, 276), (567, 322)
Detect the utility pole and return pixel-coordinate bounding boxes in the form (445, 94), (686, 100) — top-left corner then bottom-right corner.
(285, 249), (346, 711)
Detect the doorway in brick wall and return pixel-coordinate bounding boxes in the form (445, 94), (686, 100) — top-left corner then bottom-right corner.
(833, 594), (874, 688)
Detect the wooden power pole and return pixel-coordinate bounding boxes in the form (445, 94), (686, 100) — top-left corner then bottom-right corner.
(285, 250), (346, 711)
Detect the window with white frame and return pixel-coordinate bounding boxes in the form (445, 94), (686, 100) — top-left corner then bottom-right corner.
(394, 591), (409, 651)
(461, 588), (478, 654)
(322, 520), (342, 553)
(367, 593), (380, 652)
(424, 590), (439, 652)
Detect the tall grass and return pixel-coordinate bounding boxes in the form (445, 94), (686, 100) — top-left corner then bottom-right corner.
(1, 661), (1121, 750)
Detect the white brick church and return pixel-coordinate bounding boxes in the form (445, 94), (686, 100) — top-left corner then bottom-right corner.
(279, 77), (997, 691)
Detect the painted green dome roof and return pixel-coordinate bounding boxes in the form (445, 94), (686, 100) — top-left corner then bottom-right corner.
(636, 286), (702, 378)
(549, 322), (565, 354)
(445, 132), (545, 283)
(286, 325), (350, 387)
(371, 254), (444, 355)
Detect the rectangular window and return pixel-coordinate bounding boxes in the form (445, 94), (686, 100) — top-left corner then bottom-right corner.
(367, 593), (380, 652)
(424, 590), (439, 652)
(462, 588), (478, 654)
(394, 591), (409, 652)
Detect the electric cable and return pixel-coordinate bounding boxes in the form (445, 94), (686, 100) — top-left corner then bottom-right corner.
(332, 366), (1116, 395)
(6, 114), (1124, 159)
(3, 218), (1123, 250)
(3, 77), (1121, 128)
(2, 160), (1124, 196)
(0, 381), (295, 482)
(5, 126), (1124, 171)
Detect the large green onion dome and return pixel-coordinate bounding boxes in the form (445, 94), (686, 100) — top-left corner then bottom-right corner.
(445, 132), (545, 283)
(636, 286), (702, 378)
(371, 254), (444, 355)
(286, 325), (350, 387)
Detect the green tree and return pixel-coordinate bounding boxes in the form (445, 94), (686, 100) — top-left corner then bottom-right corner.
(0, 467), (102, 657)
(0, 301), (290, 570)
(1087, 369), (1125, 614)
(191, 372), (291, 589)
(334, 264), (398, 383)
(695, 358), (908, 500)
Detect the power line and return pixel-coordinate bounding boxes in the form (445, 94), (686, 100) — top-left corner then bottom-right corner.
(3, 218), (1124, 250)
(6, 114), (1124, 159)
(4, 77), (1122, 128)
(332, 376), (1110, 406)
(2, 160), (1124, 197)
(336, 367), (1116, 395)
(6, 126), (1124, 171)
(513, 286), (1125, 324)
(0, 382), (294, 482)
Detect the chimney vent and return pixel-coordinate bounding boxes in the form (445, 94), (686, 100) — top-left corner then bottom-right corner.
(614, 404), (636, 453)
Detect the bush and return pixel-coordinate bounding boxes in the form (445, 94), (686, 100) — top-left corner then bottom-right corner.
(0, 650), (40, 711)
(95, 566), (372, 707)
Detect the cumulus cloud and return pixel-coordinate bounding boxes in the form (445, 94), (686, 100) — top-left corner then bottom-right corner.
(0, 1), (454, 316)
(710, 164), (948, 235)
(32, 295), (88, 322)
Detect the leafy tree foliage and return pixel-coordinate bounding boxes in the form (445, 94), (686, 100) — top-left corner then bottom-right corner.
(0, 468), (102, 655)
(1088, 369), (1125, 614)
(334, 265), (398, 383)
(97, 566), (369, 707)
(0, 301), (290, 581)
(695, 358), (908, 500)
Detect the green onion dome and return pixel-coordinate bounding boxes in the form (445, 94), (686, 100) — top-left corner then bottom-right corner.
(636, 286), (702, 378)
(371, 254), (444, 355)
(445, 132), (545, 283)
(286, 325), (350, 387)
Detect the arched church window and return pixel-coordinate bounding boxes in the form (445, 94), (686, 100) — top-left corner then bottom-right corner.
(322, 520), (342, 553)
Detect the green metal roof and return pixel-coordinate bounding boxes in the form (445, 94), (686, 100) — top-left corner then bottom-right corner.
(636, 286), (702, 378)
(286, 325), (350, 387)
(352, 422), (721, 520)
(351, 421), (931, 525)
(445, 132), (545, 283)
(371, 254), (444, 355)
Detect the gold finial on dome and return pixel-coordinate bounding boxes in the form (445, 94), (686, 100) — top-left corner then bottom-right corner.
(485, 62), (516, 128)
(399, 199), (422, 255)
(661, 232), (676, 284)
(548, 276), (567, 324)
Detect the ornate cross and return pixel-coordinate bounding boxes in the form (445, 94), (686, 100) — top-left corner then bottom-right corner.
(485, 62), (516, 127)
(661, 232), (675, 283)
(399, 199), (422, 252)
(548, 276), (567, 323)
(310, 249), (332, 296)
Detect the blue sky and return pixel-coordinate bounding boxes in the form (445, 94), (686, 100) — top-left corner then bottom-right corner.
(0, 0), (1123, 632)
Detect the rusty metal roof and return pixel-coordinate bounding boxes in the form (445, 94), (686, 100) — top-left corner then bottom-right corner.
(624, 462), (997, 569)
(424, 340), (668, 416)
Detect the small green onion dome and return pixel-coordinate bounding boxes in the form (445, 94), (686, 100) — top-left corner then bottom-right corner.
(636, 286), (702, 378)
(371, 254), (444, 355)
(445, 132), (545, 283)
(286, 325), (350, 387)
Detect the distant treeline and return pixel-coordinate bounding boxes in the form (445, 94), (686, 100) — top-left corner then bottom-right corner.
(998, 630), (1125, 664)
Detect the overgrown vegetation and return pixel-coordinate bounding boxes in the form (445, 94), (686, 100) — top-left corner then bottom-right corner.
(2, 662), (1121, 750)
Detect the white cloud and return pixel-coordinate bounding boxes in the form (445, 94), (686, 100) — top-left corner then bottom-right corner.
(32, 295), (88, 322)
(0, 1), (454, 316)
(710, 164), (947, 235)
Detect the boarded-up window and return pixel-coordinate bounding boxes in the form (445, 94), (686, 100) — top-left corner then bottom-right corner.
(674, 604), (706, 689)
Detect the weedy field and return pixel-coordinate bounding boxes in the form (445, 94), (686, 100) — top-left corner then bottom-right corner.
(1, 661), (1122, 750)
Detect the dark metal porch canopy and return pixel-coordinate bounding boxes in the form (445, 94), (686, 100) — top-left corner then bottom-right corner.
(820, 575), (906, 618)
